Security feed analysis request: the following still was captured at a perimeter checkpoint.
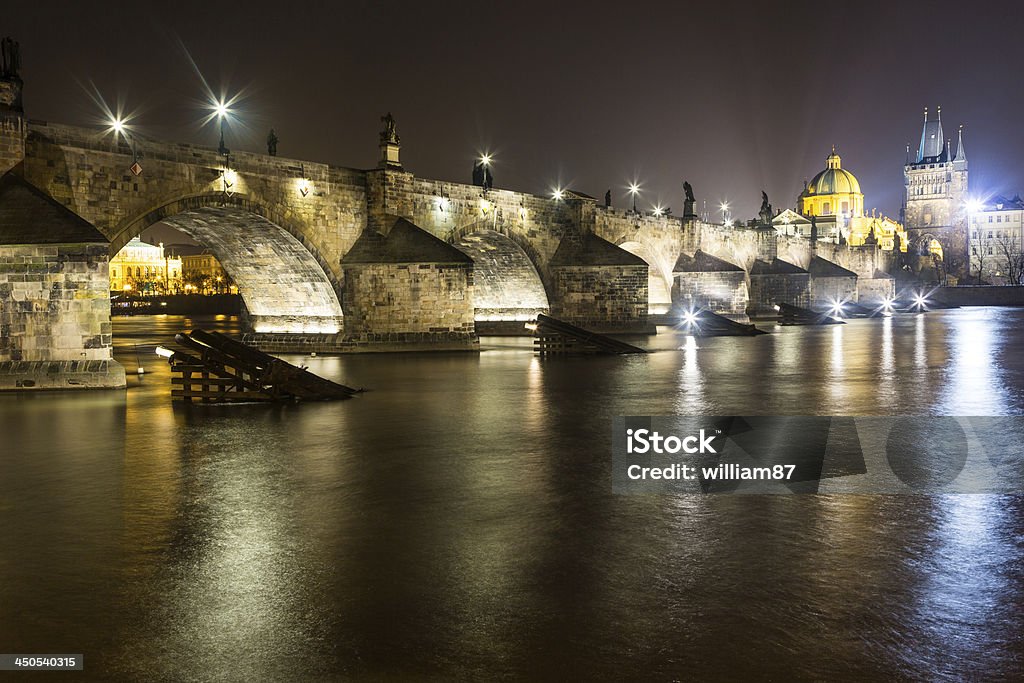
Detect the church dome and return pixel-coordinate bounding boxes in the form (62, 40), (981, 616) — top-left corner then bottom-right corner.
(805, 151), (861, 196)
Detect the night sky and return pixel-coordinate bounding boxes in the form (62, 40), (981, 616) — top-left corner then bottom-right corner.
(7, 1), (1024, 224)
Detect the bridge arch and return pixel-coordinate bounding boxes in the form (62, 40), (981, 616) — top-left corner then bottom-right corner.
(117, 203), (344, 335)
(916, 233), (944, 260)
(616, 240), (674, 314)
(446, 225), (549, 322)
(108, 193), (342, 296)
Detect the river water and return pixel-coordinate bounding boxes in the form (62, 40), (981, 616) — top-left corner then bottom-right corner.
(2, 309), (1024, 680)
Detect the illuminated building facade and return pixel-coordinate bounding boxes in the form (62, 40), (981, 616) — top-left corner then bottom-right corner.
(109, 238), (182, 294)
(177, 248), (237, 294)
(774, 149), (908, 251)
(968, 195), (1024, 284)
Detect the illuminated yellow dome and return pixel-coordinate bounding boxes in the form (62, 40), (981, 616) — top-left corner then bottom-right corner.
(806, 152), (861, 195)
(799, 148), (864, 219)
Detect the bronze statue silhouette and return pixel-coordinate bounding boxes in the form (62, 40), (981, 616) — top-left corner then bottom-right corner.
(1, 38), (21, 79)
(759, 191), (773, 225)
(683, 181), (696, 217)
(380, 112), (400, 145)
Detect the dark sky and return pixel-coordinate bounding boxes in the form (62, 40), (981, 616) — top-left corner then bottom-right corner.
(7, 1), (1024, 222)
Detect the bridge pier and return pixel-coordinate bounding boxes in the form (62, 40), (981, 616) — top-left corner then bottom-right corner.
(672, 250), (749, 320)
(0, 174), (124, 390)
(340, 217), (479, 351)
(547, 232), (653, 333)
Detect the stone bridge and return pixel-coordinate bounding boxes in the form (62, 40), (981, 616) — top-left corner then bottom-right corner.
(0, 72), (897, 387)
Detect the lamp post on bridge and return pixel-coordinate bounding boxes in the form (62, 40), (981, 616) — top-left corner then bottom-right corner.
(629, 183), (640, 214)
(214, 99), (230, 156)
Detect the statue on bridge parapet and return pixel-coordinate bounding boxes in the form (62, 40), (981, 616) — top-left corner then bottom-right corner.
(380, 112), (400, 145)
(604, 189), (611, 208)
(683, 181), (696, 219)
(1, 37), (20, 80)
(758, 191), (773, 226)
(378, 112), (402, 169)
(266, 129), (278, 156)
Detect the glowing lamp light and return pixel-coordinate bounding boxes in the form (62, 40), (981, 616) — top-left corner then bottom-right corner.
(653, 205), (665, 217)
(682, 309), (700, 326)
(155, 346), (174, 358)
(773, 304), (781, 312)
(552, 188), (565, 201)
(480, 153), (492, 166)
(914, 294), (928, 309)
(479, 197), (491, 214)
(213, 99), (231, 119)
(830, 301), (845, 318)
(524, 322), (538, 332)
(965, 198), (984, 214)
(628, 183), (640, 195)
(111, 117), (126, 135)
(297, 178), (313, 197)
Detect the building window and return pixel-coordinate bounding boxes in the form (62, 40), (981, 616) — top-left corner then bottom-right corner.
(841, 201), (849, 214)
(989, 216), (994, 223)
(988, 247), (994, 255)
(822, 202), (831, 215)
(998, 215), (1003, 223)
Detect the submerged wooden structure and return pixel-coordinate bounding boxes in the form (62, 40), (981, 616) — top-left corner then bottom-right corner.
(531, 314), (647, 356)
(678, 310), (766, 337)
(777, 302), (845, 326)
(166, 329), (361, 403)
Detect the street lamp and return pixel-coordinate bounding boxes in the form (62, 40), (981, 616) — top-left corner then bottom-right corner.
(552, 187), (565, 201)
(212, 98), (231, 156)
(628, 183), (640, 213)
(719, 201), (731, 224)
(478, 153), (493, 190)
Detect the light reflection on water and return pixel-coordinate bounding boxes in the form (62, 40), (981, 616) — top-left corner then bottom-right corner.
(1, 309), (1023, 679)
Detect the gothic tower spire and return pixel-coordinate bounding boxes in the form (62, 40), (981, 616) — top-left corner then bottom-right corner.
(917, 105), (946, 162)
(954, 124), (967, 162)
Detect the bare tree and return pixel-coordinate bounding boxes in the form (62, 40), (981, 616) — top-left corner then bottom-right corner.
(994, 235), (1024, 285)
(971, 244), (988, 283)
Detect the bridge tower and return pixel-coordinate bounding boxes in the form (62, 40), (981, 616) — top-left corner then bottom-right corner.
(902, 106), (969, 278)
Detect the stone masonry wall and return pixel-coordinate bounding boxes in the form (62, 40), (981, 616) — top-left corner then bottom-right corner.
(0, 242), (124, 388)
(748, 273), (810, 317)
(549, 264), (649, 332)
(673, 271), (749, 318)
(808, 274), (858, 307)
(856, 277), (896, 304)
(341, 263), (476, 347)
